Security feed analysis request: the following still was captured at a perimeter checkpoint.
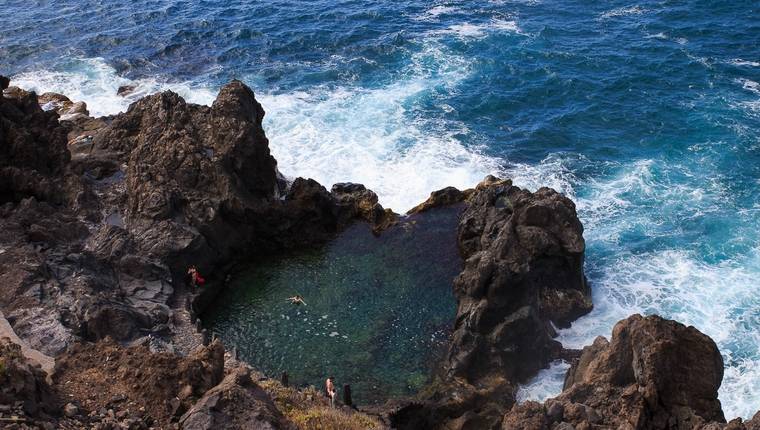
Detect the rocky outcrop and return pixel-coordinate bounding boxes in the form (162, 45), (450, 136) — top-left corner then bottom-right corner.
(407, 186), (470, 214)
(390, 176), (591, 430)
(0, 338), (57, 419)
(53, 338), (225, 427)
(0, 84), (70, 204)
(180, 366), (293, 430)
(500, 315), (755, 430)
(448, 175), (591, 387)
(0, 76), (395, 358)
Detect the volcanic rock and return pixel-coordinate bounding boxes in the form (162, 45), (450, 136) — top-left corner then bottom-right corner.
(448, 176), (590, 386)
(502, 315), (733, 429)
(390, 177), (591, 430)
(117, 85), (136, 97)
(179, 366), (293, 430)
(407, 186), (469, 214)
(0, 338), (57, 418)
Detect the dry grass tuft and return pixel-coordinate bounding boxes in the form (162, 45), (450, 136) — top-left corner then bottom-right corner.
(258, 378), (387, 430)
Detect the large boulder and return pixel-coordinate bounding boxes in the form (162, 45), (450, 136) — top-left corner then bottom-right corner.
(180, 366), (293, 430)
(390, 176), (590, 430)
(448, 176), (590, 387)
(502, 315), (732, 429)
(0, 338), (57, 418)
(561, 314), (724, 428)
(0, 80), (70, 204)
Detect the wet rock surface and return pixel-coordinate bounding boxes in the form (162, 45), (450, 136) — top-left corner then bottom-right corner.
(501, 315), (760, 430)
(390, 176), (592, 430)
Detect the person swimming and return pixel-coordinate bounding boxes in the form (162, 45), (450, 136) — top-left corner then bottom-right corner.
(287, 295), (306, 305)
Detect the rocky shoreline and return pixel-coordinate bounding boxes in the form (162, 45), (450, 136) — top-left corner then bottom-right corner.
(1, 75), (758, 429)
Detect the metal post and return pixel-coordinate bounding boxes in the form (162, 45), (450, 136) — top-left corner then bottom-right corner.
(343, 384), (352, 407)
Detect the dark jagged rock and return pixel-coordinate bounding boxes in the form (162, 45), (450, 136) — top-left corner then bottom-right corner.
(0, 338), (57, 418)
(390, 176), (591, 430)
(117, 85), (136, 97)
(332, 182), (398, 231)
(448, 175), (590, 387)
(1, 77), (394, 359)
(501, 315), (739, 430)
(407, 186), (470, 214)
(180, 366), (294, 430)
(0, 75), (10, 91)
(0, 85), (70, 202)
(404, 176), (590, 429)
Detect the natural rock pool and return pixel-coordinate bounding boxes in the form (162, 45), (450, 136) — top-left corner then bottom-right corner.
(203, 205), (463, 404)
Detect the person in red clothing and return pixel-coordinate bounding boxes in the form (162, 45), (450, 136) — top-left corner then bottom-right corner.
(187, 266), (206, 287)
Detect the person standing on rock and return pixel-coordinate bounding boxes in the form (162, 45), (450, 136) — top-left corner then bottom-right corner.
(187, 266), (205, 288)
(325, 376), (336, 407)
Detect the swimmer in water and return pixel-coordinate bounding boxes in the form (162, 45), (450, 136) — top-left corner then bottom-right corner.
(287, 295), (306, 305)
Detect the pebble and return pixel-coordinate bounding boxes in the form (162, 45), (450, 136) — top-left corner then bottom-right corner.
(63, 402), (79, 417)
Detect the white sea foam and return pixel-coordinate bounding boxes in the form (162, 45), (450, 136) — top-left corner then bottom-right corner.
(599, 5), (646, 20)
(11, 58), (216, 117)
(645, 32), (668, 40)
(737, 78), (760, 95)
(727, 59), (760, 67)
(510, 154), (760, 419)
(413, 5), (460, 21)
(516, 360), (570, 403)
(432, 19), (523, 39)
(259, 41), (504, 211)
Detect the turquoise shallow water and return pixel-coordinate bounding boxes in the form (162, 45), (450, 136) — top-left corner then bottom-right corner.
(3, 0), (760, 417)
(202, 207), (462, 404)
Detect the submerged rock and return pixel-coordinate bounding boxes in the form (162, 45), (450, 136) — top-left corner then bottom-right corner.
(117, 85), (136, 97)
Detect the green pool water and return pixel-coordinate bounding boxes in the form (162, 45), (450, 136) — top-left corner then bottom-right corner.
(202, 205), (463, 404)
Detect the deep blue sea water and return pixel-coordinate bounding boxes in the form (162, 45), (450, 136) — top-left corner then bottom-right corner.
(3, 0), (759, 418)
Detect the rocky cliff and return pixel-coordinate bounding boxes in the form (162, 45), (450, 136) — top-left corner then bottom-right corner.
(1, 75), (758, 430)
(0, 77), (394, 359)
(503, 315), (760, 430)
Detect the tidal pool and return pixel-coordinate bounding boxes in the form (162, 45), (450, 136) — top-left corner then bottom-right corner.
(203, 205), (463, 404)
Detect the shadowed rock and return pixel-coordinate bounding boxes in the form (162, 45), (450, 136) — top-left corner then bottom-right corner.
(180, 366), (294, 430)
(448, 175), (590, 386)
(502, 315), (740, 430)
(390, 176), (591, 430)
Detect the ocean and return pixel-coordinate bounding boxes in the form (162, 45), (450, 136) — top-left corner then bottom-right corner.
(3, 0), (759, 418)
